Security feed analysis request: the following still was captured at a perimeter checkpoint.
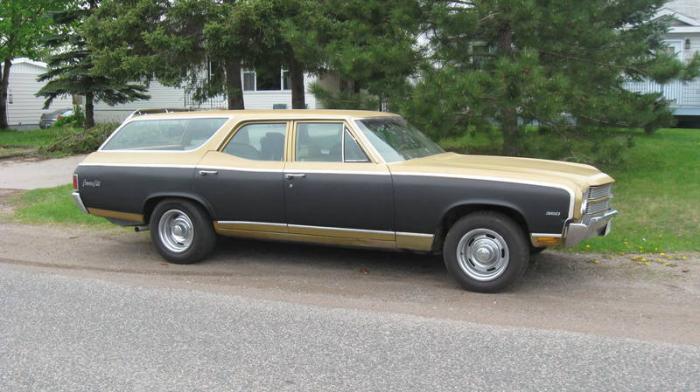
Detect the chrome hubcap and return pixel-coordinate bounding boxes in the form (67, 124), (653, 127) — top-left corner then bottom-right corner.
(158, 209), (194, 253)
(457, 228), (510, 282)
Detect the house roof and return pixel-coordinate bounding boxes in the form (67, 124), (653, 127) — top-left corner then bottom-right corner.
(665, 0), (700, 21)
(11, 58), (47, 68)
(659, 1), (700, 33)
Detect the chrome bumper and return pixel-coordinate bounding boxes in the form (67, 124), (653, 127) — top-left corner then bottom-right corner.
(564, 209), (618, 247)
(72, 191), (88, 214)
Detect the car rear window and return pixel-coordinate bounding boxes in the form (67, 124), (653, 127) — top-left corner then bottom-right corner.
(101, 118), (228, 151)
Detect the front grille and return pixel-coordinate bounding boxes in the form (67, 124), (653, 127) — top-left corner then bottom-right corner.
(584, 184), (613, 216)
(587, 184), (612, 200)
(585, 198), (611, 215)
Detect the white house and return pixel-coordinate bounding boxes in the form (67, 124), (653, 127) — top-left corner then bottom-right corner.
(625, 0), (700, 116)
(93, 68), (321, 123)
(1, 58), (72, 129)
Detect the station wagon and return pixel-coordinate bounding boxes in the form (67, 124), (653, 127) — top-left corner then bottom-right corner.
(73, 110), (617, 292)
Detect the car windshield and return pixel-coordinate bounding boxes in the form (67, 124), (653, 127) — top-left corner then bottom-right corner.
(355, 117), (444, 162)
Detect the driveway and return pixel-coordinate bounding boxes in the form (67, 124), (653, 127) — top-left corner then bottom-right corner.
(0, 223), (698, 346)
(0, 154), (86, 189)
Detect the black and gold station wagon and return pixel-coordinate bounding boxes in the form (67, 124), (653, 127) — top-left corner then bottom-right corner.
(73, 110), (617, 292)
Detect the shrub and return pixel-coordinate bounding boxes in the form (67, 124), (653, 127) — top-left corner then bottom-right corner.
(52, 106), (86, 128)
(438, 127), (634, 168)
(520, 128), (634, 169)
(40, 123), (118, 155)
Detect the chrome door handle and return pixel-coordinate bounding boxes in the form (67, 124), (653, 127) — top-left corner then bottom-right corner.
(198, 170), (218, 176)
(285, 173), (306, 180)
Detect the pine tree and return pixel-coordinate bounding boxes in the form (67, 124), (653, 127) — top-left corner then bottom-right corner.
(85, 0), (265, 110)
(37, 0), (148, 129)
(307, 0), (424, 111)
(406, 0), (700, 155)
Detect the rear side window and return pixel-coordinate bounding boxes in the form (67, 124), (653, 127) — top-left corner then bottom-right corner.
(223, 123), (287, 161)
(101, 118), (227, 151)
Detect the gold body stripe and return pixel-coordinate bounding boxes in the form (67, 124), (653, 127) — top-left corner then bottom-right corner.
(88, 208), (144, 223)
(213, 221), (434, 252)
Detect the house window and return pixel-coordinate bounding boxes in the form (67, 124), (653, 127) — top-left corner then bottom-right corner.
(241, 67), (292, 91)
(282, 69), (291, 90)
(663, 40), (684, 62)
(243, 70), (256, 91)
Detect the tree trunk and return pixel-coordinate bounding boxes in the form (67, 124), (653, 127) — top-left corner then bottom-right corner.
(501, 107), (521, 155)
(0, 59), (11, 129)
(84, 92), (95, 129)
(289, 60), (306, 109)
(224, 61), (244, 109)
(497, 24), (522, 156)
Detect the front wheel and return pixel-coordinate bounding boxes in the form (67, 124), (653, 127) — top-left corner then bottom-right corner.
(443, 211), (529, 292)
(149, 199), (216, 264)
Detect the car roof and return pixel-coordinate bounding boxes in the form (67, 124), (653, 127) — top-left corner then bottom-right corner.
(134, 109), (400, 121)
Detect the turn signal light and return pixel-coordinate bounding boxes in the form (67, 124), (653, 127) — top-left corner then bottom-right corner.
(73, 173), (78, 190)
(532, 236), (561, 247)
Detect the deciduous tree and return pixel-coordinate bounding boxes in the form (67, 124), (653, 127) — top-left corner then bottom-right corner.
(0, 0), (64, 129)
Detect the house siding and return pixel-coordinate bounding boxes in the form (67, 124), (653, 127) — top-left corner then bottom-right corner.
(2, 61), (72, 128)
(94, 74), (320, 124)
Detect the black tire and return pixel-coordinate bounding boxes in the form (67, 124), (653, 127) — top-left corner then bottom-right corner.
(149, 198), (216, 264)
(442, 211), (529, 293)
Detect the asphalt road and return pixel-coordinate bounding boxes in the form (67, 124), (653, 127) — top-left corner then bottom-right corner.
(1, 264), (698, 392)
(1, 222), (699, 390)
(0, 155), (86, 190)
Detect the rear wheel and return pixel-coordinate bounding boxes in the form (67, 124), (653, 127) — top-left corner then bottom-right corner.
(443, 211), (529, 292)
(149, 199), (216, 264)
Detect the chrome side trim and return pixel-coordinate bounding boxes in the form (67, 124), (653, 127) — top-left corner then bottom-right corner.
(217, 220), (287, 227)
(72, 192), (88, 214)
(530, 233), (563, 238)
(396, 231), (433, 238)
(289, 224), (393, 236)
(78, 163), (390, 176)
(215, 221), (433, 238)
(78, 163), (198, 169)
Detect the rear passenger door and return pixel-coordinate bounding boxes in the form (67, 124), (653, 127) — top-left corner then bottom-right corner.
(194, 122), (289, 230)
(283, 121), (394, 242)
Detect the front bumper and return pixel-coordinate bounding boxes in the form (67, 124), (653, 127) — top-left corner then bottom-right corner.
(564, 209), (618, 247)
(72, 191), (88, 214)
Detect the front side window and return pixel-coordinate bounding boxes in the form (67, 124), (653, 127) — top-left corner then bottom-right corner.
(296, 123), (343, 162)
(101, 118), (227, 151)
(295, 123), (369, 163)
(223, 123), (287, 161)
(344, 129), (369, 162)
(355, 117), (444, 162)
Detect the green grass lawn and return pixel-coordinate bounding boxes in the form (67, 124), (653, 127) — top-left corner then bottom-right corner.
(572, 128), (700, 253)
(6, 128), (699, 253)
(9, 184), (111, 227)
(0, 127), (69, 148)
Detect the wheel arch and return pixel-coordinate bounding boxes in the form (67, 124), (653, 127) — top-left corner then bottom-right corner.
(142, 192), (216, 224)
(432, 201), (530, 253)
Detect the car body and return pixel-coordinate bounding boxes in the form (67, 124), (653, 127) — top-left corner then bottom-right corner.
(72, 110), (617, 292)
(39, 108), (73, 128)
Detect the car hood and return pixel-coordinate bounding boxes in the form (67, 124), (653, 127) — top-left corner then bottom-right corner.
(388, 152), (614, 195)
